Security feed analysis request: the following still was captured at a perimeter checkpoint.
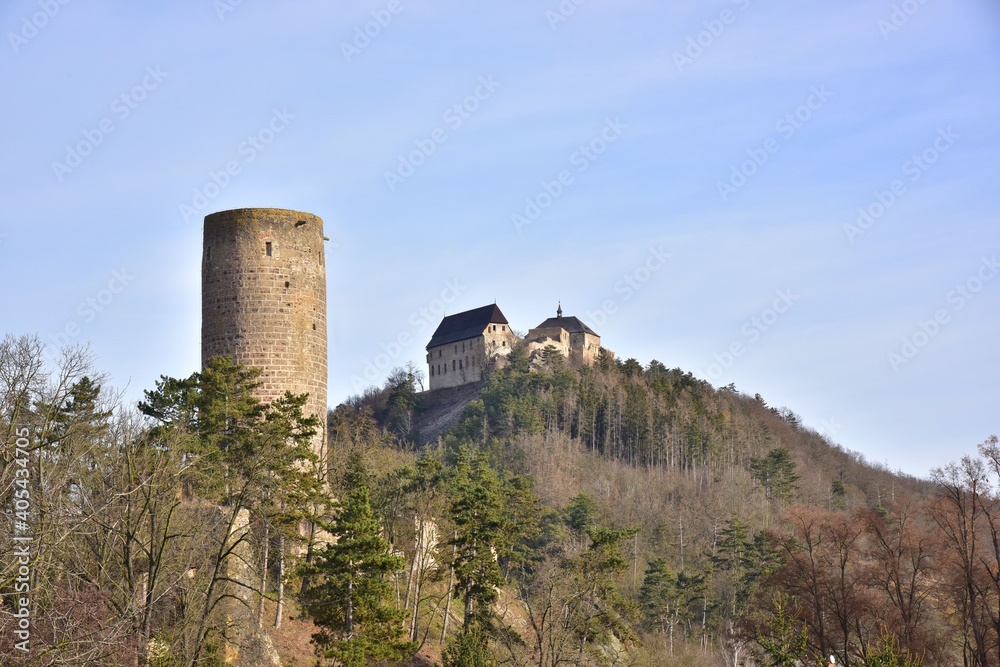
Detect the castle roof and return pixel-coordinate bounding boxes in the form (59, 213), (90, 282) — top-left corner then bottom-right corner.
(532, 315), (598, 337)
(427, 304), (509, 349)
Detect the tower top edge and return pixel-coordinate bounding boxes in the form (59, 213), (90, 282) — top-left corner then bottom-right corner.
(204, 208), (324, 225)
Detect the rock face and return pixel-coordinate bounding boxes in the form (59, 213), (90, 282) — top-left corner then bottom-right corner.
(225, 508), (284, 667)
(202, 207), (328, 461)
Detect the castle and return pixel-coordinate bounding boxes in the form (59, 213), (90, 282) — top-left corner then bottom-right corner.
(426, 302), (607, 391)
(202, 207), (328, 462)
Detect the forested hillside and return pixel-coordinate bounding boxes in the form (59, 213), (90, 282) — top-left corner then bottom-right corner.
(2, 333), (999, 667)
(342, 343), (996, 667)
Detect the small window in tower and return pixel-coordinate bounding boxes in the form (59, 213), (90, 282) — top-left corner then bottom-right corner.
(452, 360), (456, 371)
(296, 220), (307, 227)
(502, 341), (506, 346)
(285, 281), (290, 288)
(265, 242), (272, 257)
(430, 366), (434, 377)
(312, 323), (317, 331)
(206, 246), (211, 261)
(459, 359), (463, 369)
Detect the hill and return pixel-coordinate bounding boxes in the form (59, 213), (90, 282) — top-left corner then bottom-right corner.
(333, 343), (959, 666)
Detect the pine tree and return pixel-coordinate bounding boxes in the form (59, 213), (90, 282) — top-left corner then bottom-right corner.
(639, 558), (675, 634)
(750, 448), (800, 502)
(301, 484), (415, 666)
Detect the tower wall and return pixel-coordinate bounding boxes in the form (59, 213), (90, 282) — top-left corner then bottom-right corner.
(202, 208), (327, 461)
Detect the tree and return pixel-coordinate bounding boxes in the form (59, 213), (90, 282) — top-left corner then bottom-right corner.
(442, 627), (497, 667)
(750, 448), (800, 503)
(754, 594), (810, 667)
(139, 356), (321, 666)
(639, 558), (675, 635)
(448, 446), (532, 632)
(301, 483), (415, 666)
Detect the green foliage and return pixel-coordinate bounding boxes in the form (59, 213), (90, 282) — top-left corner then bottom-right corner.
(448, 445), (537, 631)
(863, 634), (923, 667)
(750, 448), (800, 502)
(566, 492), (598, 536)
(639, 558), (674, 633)
(754, 595), (810, 667)
(442, 627), (497, 667)
(140, 356), (321, 517)
(300, 483), (416, 666)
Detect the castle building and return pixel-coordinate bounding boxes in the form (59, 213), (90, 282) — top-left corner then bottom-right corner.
(524, 303), (603, 367)
(425, 304), (518, 390)
(202, 207), (328, 463)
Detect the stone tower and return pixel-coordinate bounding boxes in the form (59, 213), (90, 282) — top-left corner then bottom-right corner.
(202, 207), (328, 462)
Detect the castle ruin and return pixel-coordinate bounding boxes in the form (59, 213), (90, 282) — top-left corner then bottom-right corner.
(201, 207), (328, 462)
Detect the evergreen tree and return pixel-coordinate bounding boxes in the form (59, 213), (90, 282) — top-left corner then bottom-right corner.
(639, 558), (675, 634)
(754, 595), (810, 667)
(750, 448), (800, 502)
(442, 627), (497, 667)
(301, 483), (415, 666)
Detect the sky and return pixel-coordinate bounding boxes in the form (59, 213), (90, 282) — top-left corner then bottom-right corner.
(2, 0), (998, 478)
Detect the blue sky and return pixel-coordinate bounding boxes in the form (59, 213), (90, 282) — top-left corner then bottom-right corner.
(2, 0), (998, 477)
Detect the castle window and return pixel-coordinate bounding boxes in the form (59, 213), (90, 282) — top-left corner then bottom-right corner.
(459, 359), (463, 369)
(312, 323), (316, 330)
(502, 341), (506, 346)
(430, 366), (434, 377)
(285, 281), (290, 288)
(206, 246), (211, 261)
(452, 360), (456, 371)
(265, 242), (272, 257)
(296, 220), (307, 227)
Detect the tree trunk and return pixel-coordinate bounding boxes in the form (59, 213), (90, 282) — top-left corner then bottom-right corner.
(441, 534), (457, 645)
(258, 520), (269, 629)
(274, 534), (285, 629)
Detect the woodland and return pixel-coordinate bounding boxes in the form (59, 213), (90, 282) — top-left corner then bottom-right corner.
(1, 332), (999, 667)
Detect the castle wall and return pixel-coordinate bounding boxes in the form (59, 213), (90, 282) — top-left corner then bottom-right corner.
(202, 208), (328, 461)
(525, 327), (570, 359)
(427, 324), (517, 391)
(569, 332), (602, 366)
(428, 336), (485, 390)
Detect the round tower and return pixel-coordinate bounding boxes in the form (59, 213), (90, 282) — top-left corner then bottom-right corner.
(202, 207), (327, 462)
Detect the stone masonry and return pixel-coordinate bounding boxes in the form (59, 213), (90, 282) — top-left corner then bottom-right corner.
(202, 207), (328, 462)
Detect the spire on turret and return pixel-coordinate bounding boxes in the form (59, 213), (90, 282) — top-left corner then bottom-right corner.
(557, 302), (563, 318)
